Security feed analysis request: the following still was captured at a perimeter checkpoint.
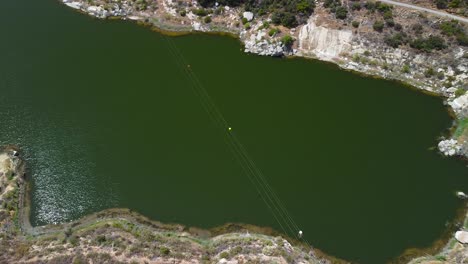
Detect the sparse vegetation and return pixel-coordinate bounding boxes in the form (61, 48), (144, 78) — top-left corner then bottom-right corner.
(439, 20), (468, 46)
(384, 32), (409, 48)
(410, 36), (447, 51)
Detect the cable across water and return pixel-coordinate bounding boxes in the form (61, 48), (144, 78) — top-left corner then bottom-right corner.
(162, 35), (313, 249)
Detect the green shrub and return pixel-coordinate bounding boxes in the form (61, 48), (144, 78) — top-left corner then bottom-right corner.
(384, 32), (409, 48)
(335, 6), (348, 19)
(352, 2), (361, 10)
(160, 247), (170, 256)
(364, 1), (376, 11)
(410, 36), (447, 51)
(440, 20), (463, 36)
(424, 67), (435, 77)
(440, 21), (468, 46)
(230, 246), (242, 255)
(376, 2), (392, 12)
(69, 235), (79, 246)
(373, 20), (385, 32)
(448, 0), (461, 8)
(204, 16), (212, 23)
(280, 12), (298, 28)
(383, 10), (393, 19)
(214, 6), (224, 15)
(386, 19), (395, 27)
(219, 251), (229, 259)
(296, 0), (314, 13)
(268, 28), (280, 36)
(96, 235), (106, 244)
(241, 17), (248, 24)
(435, 0), (448, 9)
(180, 10), (186, 16)
(193, 8), (208, 16)
(244, 22), (251, 29)
(401, 64), (410, 73)
(412, 24), (424, 34)
(457, 33), (468, 46)
(352, 21), (360, 28)
(455, 88), (466, 97)
(281, 35), (295, 48)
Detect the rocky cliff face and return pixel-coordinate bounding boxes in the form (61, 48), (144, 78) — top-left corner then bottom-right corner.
(297, 19), (352, 61)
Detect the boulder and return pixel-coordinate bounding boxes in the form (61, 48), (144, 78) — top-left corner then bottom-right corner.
(455, 231), (468, 244)
(243, 12), (254, 21)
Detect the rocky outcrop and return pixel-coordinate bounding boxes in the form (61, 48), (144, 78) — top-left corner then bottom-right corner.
(243, 32), (285, 56)
(297, 19), (352, 61)
(449, 93), (468, 117)
(438, 139), (462, 156)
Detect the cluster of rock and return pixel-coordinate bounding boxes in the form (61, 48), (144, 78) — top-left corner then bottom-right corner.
(438, 139), (462, 156)
(62, 0), (131, 19)
(449, 92), (468, 117)
(243, 34), (285, 56)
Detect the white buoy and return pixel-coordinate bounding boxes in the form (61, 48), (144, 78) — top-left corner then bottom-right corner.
(298, 230), (303, 238)
(228, 127), (232, 131)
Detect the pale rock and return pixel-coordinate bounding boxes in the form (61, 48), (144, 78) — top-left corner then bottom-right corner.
(297, 18), (352, 61)
(455, 231), (468, 244)
(438, 139), (461, 156)
(243, 11), (254, 21)
(449, 93), (468, 115)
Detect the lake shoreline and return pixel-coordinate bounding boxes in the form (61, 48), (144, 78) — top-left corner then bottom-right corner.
(0, 0), (464, 262)
(60, 0), (468, 158)
(0, 148), (345, 263)
(0, 146), (466, 263)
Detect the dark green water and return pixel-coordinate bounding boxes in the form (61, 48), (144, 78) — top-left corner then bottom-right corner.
(1, 0), (467, 262)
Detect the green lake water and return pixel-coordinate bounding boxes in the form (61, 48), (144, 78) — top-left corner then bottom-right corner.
(1, 0), (467, 263)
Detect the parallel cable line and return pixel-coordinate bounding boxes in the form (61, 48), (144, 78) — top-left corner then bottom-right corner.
(162, 36), (298, 237)
(162, 36), (312, 247)
(162, 35), (300, 238)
